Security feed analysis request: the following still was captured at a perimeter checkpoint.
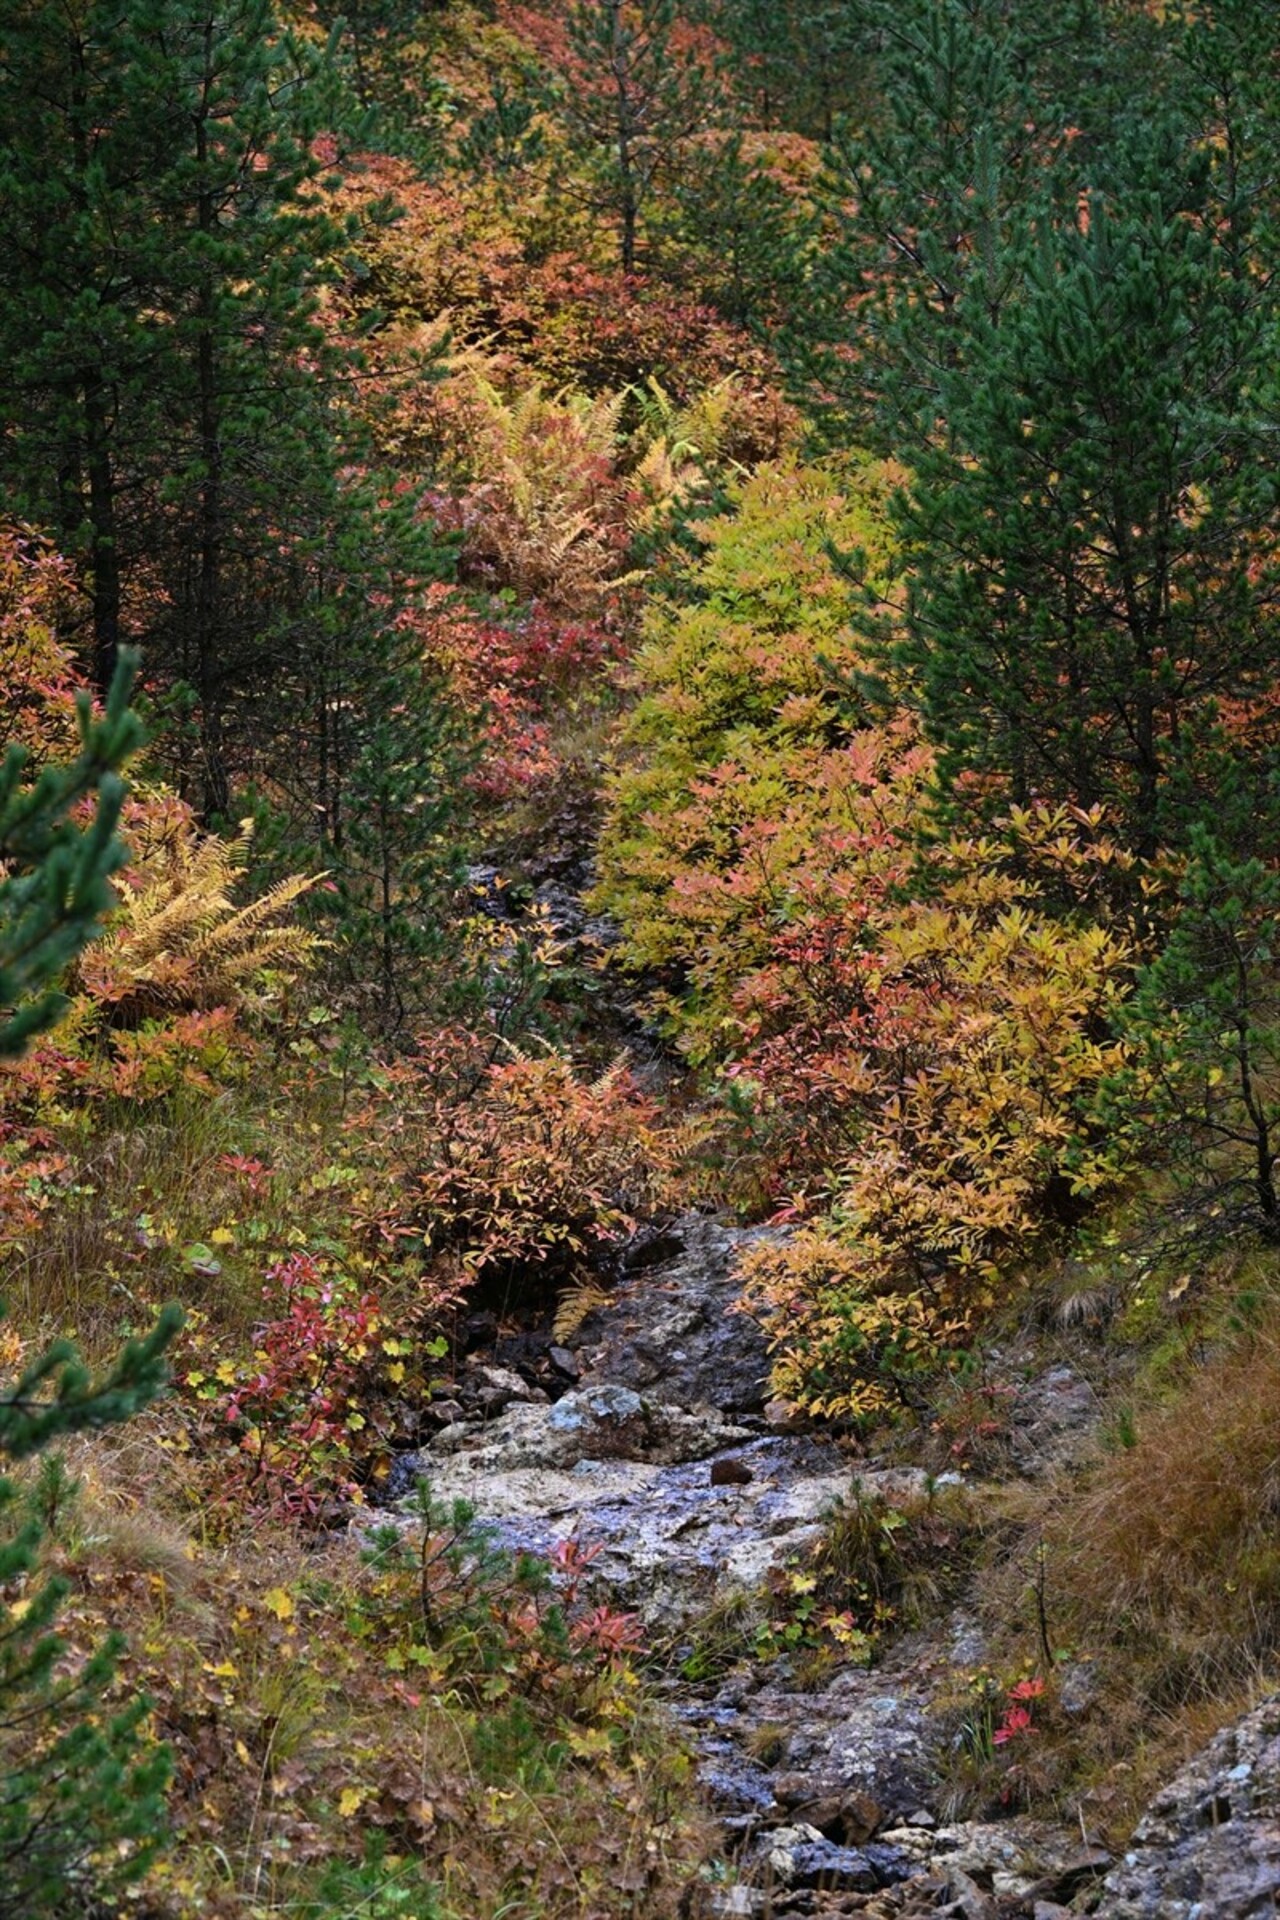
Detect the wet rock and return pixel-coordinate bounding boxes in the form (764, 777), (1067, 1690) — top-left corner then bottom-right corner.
(761, 1825), (913, 1892)
(763, 1824), (824, 1881)
(702, 1754), (778, 1817)
(711, 1457), (754, 1487)
(576, 1213), (778, 1417)
(1093, 1692), (1280, 1917)
(472, 1364), (543, 1415)
(878, 1821), (1110, 1904)
(1008, 1366), (1098, 1477)
(389, 1207), (1118, 1905)
(404, 1415), (849, 1630)
(797, 1681), (934, 1824)
(548, 1382), (642, 1430)
(620, 1223), (687, 1272)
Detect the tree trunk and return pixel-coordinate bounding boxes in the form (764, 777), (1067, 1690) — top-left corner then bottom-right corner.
(81, 372), (121, 698)
(194, 18), (229, 821)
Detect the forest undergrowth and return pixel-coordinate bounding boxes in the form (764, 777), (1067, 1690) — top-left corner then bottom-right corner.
(3, 0), (1280, 1913)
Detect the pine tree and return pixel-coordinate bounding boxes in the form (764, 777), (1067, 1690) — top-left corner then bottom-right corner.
(326, 631), (473, 1037)
(0, 653), (144, 1054)
(878, 117), (1280, 853)
(0, 0), (188, 691)
(0, 0), (350, 813)
(791, 0), (1043, 453)
(545, 0), (719, 274)
(703, 0), (872, 139)
(0, 646), (180, 1911)
(666, 131), (811, 327)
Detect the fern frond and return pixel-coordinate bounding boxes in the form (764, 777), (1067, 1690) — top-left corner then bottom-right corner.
(75, 800), (321, 1021)
(552, 1280), (611, 1344)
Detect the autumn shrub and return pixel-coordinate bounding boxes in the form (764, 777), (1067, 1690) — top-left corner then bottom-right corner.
(75, 794), (319, 1025)
(596, 462), (1143, 1415)
(423, 360), (787, 618)
(0, 523), (83, 765)
(397, 1031), (679, 1288)
(430, 370), (635, 610)
(735, 801), (1138, 1416)
(593, 457), (900, 991)
(422, 587), (624, 803)
(176, 1252), (452, 1525)
(0, 791), (323, 1290)
(327, 150), (778, 403)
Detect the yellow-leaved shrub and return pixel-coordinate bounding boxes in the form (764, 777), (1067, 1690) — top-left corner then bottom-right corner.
(593, 463), (1143, 1417)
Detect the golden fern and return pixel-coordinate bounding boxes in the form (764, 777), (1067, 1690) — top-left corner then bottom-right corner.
(552, 1279), (611, 1344)
(76, 795), (321, 1022)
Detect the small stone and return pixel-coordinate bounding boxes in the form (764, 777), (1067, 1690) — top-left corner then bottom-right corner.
(764, 1396), (806, 1431)
(841, 1790), (884, 1844)
(474, 1364), (537, 1406)
(711, 1456), (754, 1487)
(425, 1399), (465, 1427)
(583, 1383), (645, 1422)
(462, 1311), (498, 1351)
(709, 1891), (762, 1918)
(764, 1823), (825, 1883)
(547, 1383), (645, 1435)
(548, 1345), (580, 1379)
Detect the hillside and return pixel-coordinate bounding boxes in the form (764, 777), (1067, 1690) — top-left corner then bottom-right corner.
(1, 2), (1279, 1915)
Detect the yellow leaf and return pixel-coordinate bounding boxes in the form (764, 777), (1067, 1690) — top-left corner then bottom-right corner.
(210, 1227), (236, 1246)
(215, 1360), (237, 1385)
(263, 1588), (294, 1622)
(235, 1739), (252, 1766)
(386, 1362), (406, 1384)
(338, 1786), (367, 1818)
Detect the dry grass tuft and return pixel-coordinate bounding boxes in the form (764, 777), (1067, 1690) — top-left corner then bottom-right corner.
(967, 1303), (1280, 1835)
(1045, 1313), (1280, 1683)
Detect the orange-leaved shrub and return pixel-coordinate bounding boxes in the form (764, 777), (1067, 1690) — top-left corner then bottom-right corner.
(733, 797), (1139, 1419)
(0, 787), (321, 1263)
(416, 585), (624, 804)
(0, 522), (84, 764)
(381, 1027), (679, 1287)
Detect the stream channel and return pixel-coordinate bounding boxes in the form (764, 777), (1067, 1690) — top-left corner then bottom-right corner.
(387, 1211), (1125, 1918)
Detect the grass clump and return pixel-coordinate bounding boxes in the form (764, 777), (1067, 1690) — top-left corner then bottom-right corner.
(960, 1292), (1280, 1835)
(40, 1453), (711, 1919)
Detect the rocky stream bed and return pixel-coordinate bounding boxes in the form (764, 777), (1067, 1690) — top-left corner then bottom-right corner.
(387, 1213), (1280, 1919)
